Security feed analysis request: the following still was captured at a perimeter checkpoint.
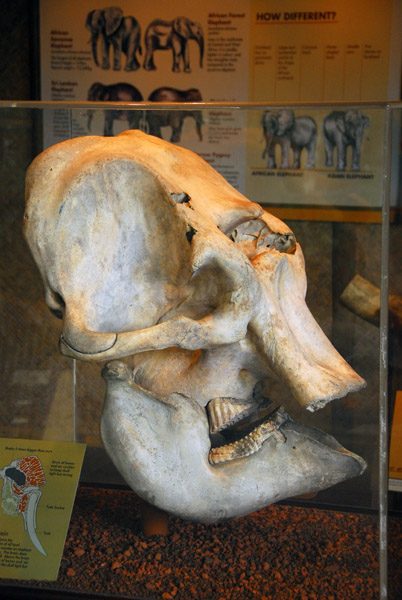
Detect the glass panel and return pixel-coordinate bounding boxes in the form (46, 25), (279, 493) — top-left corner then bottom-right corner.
(1, 100), (400, 598)
(63, 102), (388, 513)
(0, 107), (75, 443)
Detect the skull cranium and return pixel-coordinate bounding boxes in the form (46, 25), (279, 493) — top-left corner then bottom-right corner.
(24, 130), (366, 522)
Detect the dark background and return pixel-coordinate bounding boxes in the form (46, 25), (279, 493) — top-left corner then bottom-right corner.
(0, 0), (39, 101)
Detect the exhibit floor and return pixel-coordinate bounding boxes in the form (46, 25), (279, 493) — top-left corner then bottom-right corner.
(1, 485), (401, 600)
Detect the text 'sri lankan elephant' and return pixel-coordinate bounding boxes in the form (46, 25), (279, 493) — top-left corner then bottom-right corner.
(85, 6), (142, 71)
(147, 87), (203, 143)
(323, 110), (370, 171)
(262, 110), (317, 169)
(143, 17), (204, 73)
(87, 82), (143, 137)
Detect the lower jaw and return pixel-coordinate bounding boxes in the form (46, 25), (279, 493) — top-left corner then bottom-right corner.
(130, 354), (359, 466)
(100, 360), (367, 523)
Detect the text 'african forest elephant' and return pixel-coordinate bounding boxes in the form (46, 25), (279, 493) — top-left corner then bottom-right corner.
(24, 131), (366, 523)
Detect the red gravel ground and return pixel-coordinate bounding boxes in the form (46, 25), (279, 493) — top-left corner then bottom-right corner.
(2, 486), (401, 599)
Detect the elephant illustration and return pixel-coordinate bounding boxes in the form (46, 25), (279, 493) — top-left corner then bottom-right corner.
(261, 109), (317, 169)
(85, 6), (142, 71)
(146, 87), (203, 143)
(323, 110), (370, 171)
(143, 17), (204, 72)
(87, 82), (143, 136)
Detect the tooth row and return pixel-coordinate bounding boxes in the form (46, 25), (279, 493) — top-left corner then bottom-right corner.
(209, 408), (289, 465)
(207, 397), (254, 433)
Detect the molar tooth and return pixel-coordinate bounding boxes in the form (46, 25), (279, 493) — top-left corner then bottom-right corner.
(207, 397), (255, 434)
(209, 407), (289, 465)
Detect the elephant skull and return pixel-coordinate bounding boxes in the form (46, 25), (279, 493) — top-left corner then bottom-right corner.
(24, 130), (366, 522)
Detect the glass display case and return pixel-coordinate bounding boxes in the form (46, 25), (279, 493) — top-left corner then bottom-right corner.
(0, 100), (401, 599)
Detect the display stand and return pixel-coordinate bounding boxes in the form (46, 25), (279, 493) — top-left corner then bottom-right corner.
(139, 500), (169, 536)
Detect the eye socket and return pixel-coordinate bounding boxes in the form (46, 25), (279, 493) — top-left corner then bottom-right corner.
(49, 307), (63, 320)
(46, 289), (65, 320)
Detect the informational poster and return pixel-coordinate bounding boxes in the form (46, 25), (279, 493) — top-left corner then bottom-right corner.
(39, 0), (401, 214)
(249, 1), (395, 102)
(246, 107), (385, 212)
(0, 438), (85, 580)
(40, 0), (252, 192)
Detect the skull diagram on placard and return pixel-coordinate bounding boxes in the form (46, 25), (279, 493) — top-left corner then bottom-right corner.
(23, 130), (366, 522)
(0, 455), (47, 555)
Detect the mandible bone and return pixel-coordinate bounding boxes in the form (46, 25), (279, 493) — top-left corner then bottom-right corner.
(24, 130), (366, 522)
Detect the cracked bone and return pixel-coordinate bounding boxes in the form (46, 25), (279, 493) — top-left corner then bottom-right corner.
(24, 130), (366, 521)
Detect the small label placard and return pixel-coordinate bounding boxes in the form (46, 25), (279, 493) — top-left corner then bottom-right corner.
(0, 438), (86, 580)
(389, 391), (402, 490)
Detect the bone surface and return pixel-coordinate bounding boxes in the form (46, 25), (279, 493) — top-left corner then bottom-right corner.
(100, 361), (365, 522)
(24, 130), (366, 522)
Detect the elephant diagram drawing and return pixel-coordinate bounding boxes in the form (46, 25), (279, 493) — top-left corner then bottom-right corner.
(323, 110), (370, 171)
(87, 82), (144, 136)
(86, 8), (204, 74)
(146, 87), (203, 142)
(143, 17), (204, 72)
(86, 6), (142, 71)
(87, 83), (203, 143)
(261, 109), (317, 169)
(0, 456), (47, 556)
(261, 109), (370, 171)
